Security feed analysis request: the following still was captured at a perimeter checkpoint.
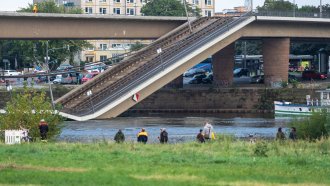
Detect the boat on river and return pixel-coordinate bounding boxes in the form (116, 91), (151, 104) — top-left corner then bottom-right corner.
(274, 89), (330, 116)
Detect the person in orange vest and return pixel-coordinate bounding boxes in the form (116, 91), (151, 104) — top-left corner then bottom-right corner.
(39, 119), (49, 140)
(33, 4), (38, 13)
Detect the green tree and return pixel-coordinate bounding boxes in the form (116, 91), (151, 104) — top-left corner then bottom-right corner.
(235, 40), (262, 55)
(0, 1), (90, 70)
(290, 111), (329, 140)
(141, 0), (201, 17)
(257, 0), (296, 12)
(130, 42), (146, 51)
(0, 83), (62, 139)
(19, 1), (83, 14)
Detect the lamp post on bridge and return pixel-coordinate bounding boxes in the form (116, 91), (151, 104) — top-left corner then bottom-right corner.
(320, 0), (323, 18)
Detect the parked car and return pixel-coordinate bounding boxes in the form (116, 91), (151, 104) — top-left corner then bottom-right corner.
(250, 75), (264, 84)
(84, 62), (107, 73)
(302, 70), (327, 80)
(81, 72), (99, 84)
(183, 68), (206, 77)
(189, 74), (207, 84)
(2, 70), (21, 76)
(53, 72), (78, 84)
(288, 65), (298, 72)
(56, 64), (73, 71)
(234, 68), (249, 77)
(202, 73), (213, 84)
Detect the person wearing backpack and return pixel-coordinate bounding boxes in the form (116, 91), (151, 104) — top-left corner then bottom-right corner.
(159, 128), (168, 144)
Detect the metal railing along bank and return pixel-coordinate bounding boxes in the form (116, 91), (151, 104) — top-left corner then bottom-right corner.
(57, 17), (217, 106)
(60, 14), (253, 117)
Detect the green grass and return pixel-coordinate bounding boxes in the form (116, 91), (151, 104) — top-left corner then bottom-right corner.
(0, 138), (329, 186)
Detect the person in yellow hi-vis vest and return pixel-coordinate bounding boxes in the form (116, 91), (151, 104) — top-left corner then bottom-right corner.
(33, 4), (38, 13)
(211, 131), (216, 140)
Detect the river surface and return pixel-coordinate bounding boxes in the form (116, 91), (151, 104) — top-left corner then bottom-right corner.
(58, 116), (293, 143)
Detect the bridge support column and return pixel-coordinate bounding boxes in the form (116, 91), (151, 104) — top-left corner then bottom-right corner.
(166, 75), (183, 88)
(263, 38), (290, 86)
(212, 43), (235, 87)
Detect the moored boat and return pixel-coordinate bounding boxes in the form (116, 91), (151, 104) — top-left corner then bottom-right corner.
(274, 89), (330, 116)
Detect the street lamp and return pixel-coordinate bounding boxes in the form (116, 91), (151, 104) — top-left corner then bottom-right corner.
(293, 0), (296, 17)
(45, 41), (55, 110)
(87, 90), (95, 114)
(182, 0), (192, 33)
(320, 0), (323, 18)
(157, 48), (163, 70)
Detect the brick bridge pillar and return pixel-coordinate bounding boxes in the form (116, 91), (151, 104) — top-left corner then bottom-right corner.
(212, 43), (235, 87)
(166, 75), (183, 88)
(263, 38), (290, 86)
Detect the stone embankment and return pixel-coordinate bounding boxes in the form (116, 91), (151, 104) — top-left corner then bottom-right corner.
(0, 86), (319, 116)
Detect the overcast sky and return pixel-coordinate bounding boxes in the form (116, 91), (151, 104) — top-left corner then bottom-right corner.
(0, 0), (329, 12)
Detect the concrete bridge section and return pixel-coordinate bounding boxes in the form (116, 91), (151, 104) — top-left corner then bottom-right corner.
(0, 12), (188, 39)
(2, 13), (330, 120)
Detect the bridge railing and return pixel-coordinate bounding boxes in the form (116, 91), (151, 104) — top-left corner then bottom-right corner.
(256, 10), (330, 19)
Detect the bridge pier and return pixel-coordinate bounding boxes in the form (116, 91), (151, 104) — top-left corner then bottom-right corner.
(166, 76), (183, 88)
(263, 38), (290, 86)
(212, 43), (235, 87)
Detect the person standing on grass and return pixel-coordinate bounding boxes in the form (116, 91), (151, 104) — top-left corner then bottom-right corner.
(158, 128), (168, 144)
(196, 129), (205, 143)
(289, 127), (297, 141)
(276, 127), (286, 140)
(203, 122), (214, 140)
(39, 119), (49, 140)
(114, 129), (125, 143)
(137, 128), (148, 144)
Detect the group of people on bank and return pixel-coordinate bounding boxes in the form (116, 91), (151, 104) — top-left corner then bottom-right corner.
(276, 127), (297, 141)
(114, 122), (214, 144)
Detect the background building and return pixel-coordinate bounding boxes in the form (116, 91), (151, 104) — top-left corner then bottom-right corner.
(34, 0), (215, 63)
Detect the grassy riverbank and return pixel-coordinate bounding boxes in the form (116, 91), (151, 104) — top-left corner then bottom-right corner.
(0, 138), (329, 186)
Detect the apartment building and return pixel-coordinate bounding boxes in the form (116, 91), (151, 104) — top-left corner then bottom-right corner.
(34, 0), (215, 62)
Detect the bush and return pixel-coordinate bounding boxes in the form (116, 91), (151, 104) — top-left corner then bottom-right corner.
(0, 83), (63, 140)
(254, 141), (269, 157)
(290, 79), (300, 88)
(281, 81), (288, 88)
(290, 111), (329, 140)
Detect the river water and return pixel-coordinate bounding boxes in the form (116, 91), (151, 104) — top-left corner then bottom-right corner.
(58, 115), (293, 143)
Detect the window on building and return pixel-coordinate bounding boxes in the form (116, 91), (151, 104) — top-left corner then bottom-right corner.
(193, 0), (199, 4)
(99, 8), (107, 14)
(86, 47), (94, 51)
(127, 0), (134, 3)
(205, 0), (212, 5)
(85, 7), (93, 14)
(86, 56), (94, 62)
(114, 0), (121, 3)
(112, 43), (122, 48)
(86, 0), (93, 2)
(112, 53), (121, 57)
(100, 44), (108, 50)
(205, 10), (212, 17)
(113, 8), (121, 14)
(100, 55), (107, 61)
(99, 0), (106, 2)
(122, 44), (131, 49)
(126, 8), (135, 15)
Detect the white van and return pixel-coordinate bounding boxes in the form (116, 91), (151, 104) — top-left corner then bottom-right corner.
(2, 70), (21, 76)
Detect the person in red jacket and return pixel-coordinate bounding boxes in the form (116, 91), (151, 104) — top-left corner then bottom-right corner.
(39, 119), (49, 140)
